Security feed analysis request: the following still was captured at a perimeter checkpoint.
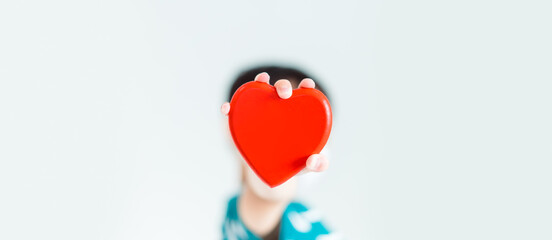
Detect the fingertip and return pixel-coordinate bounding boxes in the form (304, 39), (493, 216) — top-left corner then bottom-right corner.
(298, 78), (315, 89)
(306, 154), (329, 172)
(274, 79), (292, 99)
(306, 154), (321, 171)
(254, 72), (270, 83)
(220, 102), (230, 116)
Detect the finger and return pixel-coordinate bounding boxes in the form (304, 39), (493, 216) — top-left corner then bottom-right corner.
(298, 78), (315, 89)
(220, 102), (230, 116)
(254, 72), (270, 83)
(274, 79), (292, 99)
(305, 154), (329, 172)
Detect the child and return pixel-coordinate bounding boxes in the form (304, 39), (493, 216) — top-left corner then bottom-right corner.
(220, 66), (338, 240)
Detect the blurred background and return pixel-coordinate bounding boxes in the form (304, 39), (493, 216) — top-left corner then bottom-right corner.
(1, 0), (551, 239)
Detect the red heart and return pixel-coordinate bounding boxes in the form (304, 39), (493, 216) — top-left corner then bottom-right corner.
(229, 81), (332, 187)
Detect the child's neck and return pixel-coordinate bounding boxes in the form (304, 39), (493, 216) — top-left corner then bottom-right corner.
(238, 186), (288, 236)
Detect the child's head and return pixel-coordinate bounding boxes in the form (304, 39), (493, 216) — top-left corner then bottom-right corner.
(228, 65), (330, 201)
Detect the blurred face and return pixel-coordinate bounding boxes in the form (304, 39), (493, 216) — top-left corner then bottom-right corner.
(242, 162), (297, 202)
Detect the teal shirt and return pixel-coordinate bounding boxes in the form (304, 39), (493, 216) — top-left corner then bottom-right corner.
(223, 196), (338, 240)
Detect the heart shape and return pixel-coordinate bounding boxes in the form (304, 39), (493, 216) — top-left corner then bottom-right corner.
(229, 81), (332, 187)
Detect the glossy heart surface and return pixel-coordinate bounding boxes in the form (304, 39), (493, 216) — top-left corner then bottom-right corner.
(229, 81), (332, 187)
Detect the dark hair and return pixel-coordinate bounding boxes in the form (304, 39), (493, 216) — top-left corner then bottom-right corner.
(228, 65), (329, 102)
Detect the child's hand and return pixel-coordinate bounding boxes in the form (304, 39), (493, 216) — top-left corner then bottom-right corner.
(221, 72), (329, 173)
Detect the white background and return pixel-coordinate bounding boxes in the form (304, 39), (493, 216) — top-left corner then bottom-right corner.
(1, 0), (551, 239)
